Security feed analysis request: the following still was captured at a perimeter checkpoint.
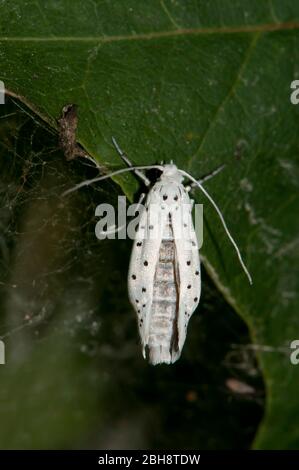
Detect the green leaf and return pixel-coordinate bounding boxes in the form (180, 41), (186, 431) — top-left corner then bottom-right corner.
(1, 0), (299, 448)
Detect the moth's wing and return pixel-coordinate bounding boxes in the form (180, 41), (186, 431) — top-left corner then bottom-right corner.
(128, 193), (164, 353)
(171, 194), (201, 360)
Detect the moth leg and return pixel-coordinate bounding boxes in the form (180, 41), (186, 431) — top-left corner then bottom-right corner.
(185, 164), (226, 192)
(112, 137), (151, 187)
(135, 192), (146, 210)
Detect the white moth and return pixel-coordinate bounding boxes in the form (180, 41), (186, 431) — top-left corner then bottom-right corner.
(64, 138), (252, 365)
(127, 163), (201, 365)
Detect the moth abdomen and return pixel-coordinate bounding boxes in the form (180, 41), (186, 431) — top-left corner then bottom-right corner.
(146, 220), (180, 364)
(148, 299), (178, 365)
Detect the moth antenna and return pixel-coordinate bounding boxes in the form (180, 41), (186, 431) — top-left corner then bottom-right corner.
(112, 136), (151, 186)
(180, 169), (252, 285)
(197, 164), (226, 185)
(185, 164), (226, 192)
(111, 136), (123, 157)
(62, 165), (163, 196)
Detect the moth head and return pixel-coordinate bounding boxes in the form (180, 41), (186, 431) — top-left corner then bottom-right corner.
(161, 164), (184, 183)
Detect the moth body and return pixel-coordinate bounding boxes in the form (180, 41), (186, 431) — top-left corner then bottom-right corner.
(128, 165), (201, 364)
